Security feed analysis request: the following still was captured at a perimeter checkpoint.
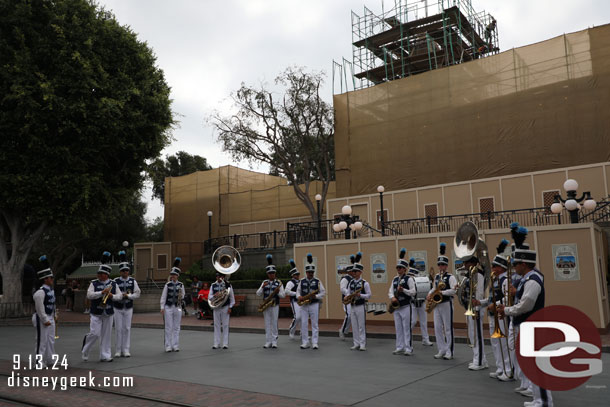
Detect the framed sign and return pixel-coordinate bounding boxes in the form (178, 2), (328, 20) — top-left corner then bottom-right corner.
(335, 255), (351, 284)
(552, 244), (579, 281)
(370, 253), (388, 284)
(408, 250), (427, 276)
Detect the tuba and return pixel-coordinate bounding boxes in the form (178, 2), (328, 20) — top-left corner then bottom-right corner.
(208, 246), (241, 310)
(453, 221), (491, 292)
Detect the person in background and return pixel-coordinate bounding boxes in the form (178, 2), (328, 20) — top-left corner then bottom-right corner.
(190, 276), (203, 315)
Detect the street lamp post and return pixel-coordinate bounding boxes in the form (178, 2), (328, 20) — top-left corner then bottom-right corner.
(332, 205), (363, 240)
(315, 194), (322, 241)
(550, 179), (596, 224)
(207, 211), (213, 253)
(122, 240), (131, 273)
(377, 185), (385, 236)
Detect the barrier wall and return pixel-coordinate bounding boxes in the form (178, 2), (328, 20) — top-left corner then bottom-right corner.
(294, 223), (609, 329)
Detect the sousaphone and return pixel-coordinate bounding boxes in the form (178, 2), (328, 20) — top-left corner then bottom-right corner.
(208, 246), (241, 309)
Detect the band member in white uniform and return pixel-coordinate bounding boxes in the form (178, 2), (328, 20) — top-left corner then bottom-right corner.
(32, 255), (56, 366)
(209, 271), (235, 349)
(82, 251), (121, 362)
(297, 253), (326, 349)
(257, 254), (285, 348)
(463, 252), (487, 370)
(408, 258), (433, 347)
(339, 254), (355, 340)
(348, 252), (372, 351)
(284, 259), (301, 340)
(113, 250), (140, 357)
(480, 239), (513, 381)
(428, 243), (458, 360)
(499, 226), (552, 407)
(160, 258), (185, 352)
(388, 248), (416, 355)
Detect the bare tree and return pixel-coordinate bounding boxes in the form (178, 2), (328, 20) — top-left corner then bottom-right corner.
(210, 67), (335, 220)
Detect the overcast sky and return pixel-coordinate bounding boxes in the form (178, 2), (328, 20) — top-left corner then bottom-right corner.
(96, 0), (610, 221)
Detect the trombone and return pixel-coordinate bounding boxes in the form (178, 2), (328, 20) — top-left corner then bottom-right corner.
(54, 310), (59, 340)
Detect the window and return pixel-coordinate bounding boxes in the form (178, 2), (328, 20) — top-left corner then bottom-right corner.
(543, 190), (560, 214)
(424, 204), (438, 225)
(479, 197), (495, 220)
(157, 254), (167, 270)
(376, 209), (388, 230)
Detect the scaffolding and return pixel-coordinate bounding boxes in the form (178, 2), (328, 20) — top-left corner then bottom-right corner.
(334, 0), (499, 93)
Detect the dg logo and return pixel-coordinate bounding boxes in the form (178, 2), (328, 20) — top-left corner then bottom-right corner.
(517, 305), (603, 391)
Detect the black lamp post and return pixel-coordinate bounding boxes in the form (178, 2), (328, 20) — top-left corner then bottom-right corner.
(207, 211), (213, 253)
(550, 179), (596, 224)
(377, 185), (385, 236)
(332, 205), (363, 240)
(315, 194), (322, 241)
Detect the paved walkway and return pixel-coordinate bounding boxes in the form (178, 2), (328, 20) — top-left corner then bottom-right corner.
(0, 321), (609, 406)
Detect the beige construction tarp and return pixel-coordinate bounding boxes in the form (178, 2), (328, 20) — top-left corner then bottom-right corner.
(334, 25), (610, 197)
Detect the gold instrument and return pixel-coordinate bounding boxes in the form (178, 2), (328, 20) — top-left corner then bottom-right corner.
(490, 273), (506, 339)
(426, 279), (446, 313)
(298, 289), (320, 306)
(388, 301), (400, 314)
(342, 288), (362, 305)
(258, 281), (282, 312)
(54, 310), (59, 340)
(97, 284), (112, 310)
(208, 246), (241, 309)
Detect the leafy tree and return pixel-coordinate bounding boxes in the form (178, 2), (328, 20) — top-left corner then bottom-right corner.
(0, 0), (174, 309)
(210, 66), (335, 220)
(147, 151), (212, 203)
(144, 216), (164, 242)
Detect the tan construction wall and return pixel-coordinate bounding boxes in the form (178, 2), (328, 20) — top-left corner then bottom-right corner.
(334, 26), (610, 198)
(294, 223), (610, 329)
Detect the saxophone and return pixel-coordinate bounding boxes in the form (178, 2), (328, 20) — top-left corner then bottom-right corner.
(342, 288), (362, 305)
(426, 278), (446, 313)
(258, 281), (282, 312)
(298, 289), (319, 306)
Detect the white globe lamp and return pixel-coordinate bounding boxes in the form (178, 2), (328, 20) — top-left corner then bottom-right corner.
(550, 203), (563, 214)
(583, 199), (597, 211)
(564, 199), (578, 211)
(341, 205), (352, 215)
(563, 179), (578, 192)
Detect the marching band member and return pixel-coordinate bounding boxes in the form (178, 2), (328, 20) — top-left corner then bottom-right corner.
(82, 251), (122, 362)
(160, 258), (185, 352)
(209, 271), (235, 349)
(256, 254), (286, 349)
(338, 254), (355, 340)
(388, 249), (416, 355)
(428, 243), (458, 360)
(499, 227), (552, 407)
(408, 258), (433, 347)
(284, 259), (301, 340)
(113, 250), (140, 357)
(347, 252), (371, 351)
(32, 255), (56, 366)
(463, 253), (487, 370)
(297, 254), (326, 349)
(481, 239), (513, 381)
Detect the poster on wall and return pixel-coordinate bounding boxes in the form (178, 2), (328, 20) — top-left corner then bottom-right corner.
(335, 255), (351, 284)
(370, 253), (388, 284)
(408, 250), (427, 276)
(552, 244), (580, 281)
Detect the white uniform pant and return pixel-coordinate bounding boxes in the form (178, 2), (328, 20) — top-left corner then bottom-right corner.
(489, 315), (511, 375)
(288, 301), (301, 337)
(393, 304), (412, 352)
(32, 314), (55, 366)
(509, 322), (531, 390)
(114, 307), (133, 354)
(411, 302), (430, 341)
(433, 301), (454, 356)
(468, 308), (487, 366)
(82, 313), (114, 360)
(350, 304), (366, 348)
(300, 302), (320, 346)
(213, 305), (230, 347)
(340, 303), (351, 335)
(263, 305), (279, 345)
(163, 305), (182, 350)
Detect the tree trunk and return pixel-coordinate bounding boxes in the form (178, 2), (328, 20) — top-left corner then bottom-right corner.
(0, 214), (46, 317)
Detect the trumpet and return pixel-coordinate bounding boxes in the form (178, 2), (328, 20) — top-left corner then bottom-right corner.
(258, 281), (282, 312)
(342, 288), (362, 305)
(98, 285), (112, 310)
(298, 289), (319, 306)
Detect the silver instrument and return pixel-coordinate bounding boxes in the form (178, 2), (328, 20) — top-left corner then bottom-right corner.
(208, 246), (241, 310)
(414, 276), (431, 304)
(453, 221), (491, 291)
